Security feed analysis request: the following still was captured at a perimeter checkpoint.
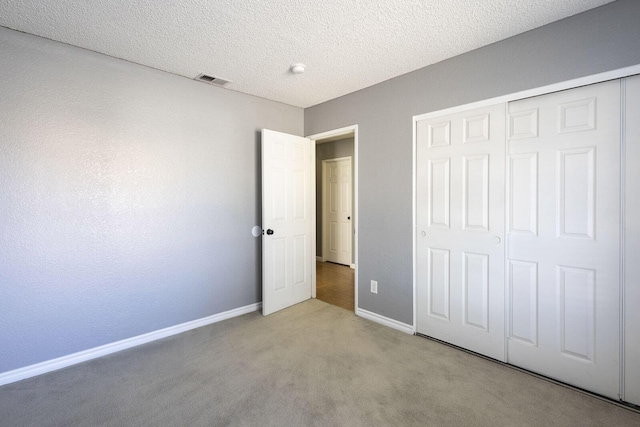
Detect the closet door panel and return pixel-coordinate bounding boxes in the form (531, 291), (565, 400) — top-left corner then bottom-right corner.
(507, 80), (621, 399)
(416, 104), (505, 361)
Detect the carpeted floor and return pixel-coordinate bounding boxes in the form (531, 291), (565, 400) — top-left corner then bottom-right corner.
(1, 299), (638, 426)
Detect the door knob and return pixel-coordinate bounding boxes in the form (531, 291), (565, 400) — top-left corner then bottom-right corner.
(266, 229), (274, 235)
(421, 231), (426, 237)
(347, 216), (351, 220)
(492, 236), (501, 244)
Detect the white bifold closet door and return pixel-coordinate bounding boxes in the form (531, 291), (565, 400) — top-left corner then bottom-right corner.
(416, 104), (506, 361)
(507, 80), (621, 399)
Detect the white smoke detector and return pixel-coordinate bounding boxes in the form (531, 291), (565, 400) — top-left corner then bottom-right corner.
(290, 63), (306, 74)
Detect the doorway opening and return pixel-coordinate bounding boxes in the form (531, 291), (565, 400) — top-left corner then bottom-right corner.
(316, 260), (354, 311)
(308, 125), (358, 312)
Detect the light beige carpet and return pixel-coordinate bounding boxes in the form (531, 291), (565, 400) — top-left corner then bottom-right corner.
(1, 299), (638, 426)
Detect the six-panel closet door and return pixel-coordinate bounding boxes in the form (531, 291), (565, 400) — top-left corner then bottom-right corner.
(506, 80), (621, 399)
(416, 104), (506, 361)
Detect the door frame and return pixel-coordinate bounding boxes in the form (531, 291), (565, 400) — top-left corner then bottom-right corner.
(321, 156), (353, 265)
(307, 125), (359, 312)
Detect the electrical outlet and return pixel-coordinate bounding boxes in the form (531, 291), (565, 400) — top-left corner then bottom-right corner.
(370, 280), (378, 294)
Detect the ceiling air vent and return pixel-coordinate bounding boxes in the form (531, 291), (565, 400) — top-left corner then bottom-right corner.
(194, 74), (231, 86)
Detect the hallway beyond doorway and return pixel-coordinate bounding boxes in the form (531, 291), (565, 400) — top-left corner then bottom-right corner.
(315, 261), (354, 311)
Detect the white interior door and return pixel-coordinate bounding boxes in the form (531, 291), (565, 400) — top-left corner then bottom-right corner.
(323, 157), (352, 265)
(625, 74), (640, 405)
(506, 80), (621, 399)
(262, 129), (314, 316)
(416, 103), (506, 361)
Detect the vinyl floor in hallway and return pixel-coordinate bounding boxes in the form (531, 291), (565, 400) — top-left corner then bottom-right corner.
(315, 261), (354, 311)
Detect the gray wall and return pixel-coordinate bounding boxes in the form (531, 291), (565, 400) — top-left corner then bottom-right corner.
(0, 27), (303, 372)
(304, 0), (640, 325)
(315, 138), (354, 260)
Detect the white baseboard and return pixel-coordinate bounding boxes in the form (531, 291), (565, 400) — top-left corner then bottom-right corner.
(356, 308), (414, 335)
(316, 256), (324, 262)
(0, 302), (262, 387)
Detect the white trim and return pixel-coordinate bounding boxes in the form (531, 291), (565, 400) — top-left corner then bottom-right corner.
(307, 124), (359, 313)
(350, 264), (355, 269)
(619, 78), (627, 401)
(310, 136), (317, 300)
(501, 102), (510, 362)
(413, 65), (640, 123)
(412, 107), (418, 334)
(357, 308), (414, 335)
(0, 302), (262, 387)
(354, 127), (359, 313)
(308, 125), (357, 142)
(316, 256), (325, 262)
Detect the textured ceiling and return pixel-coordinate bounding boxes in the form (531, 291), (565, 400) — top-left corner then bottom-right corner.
(0, 0), (614, 108)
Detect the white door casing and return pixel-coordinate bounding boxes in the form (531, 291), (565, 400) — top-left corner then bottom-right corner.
(506, 80), (621, 399)
(307, 124), (359, 309)
(322, 157), (352, 266)
(624, 74), (640, 405)
(416, 103), (506, 361)
(262, 129), (314, 316)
